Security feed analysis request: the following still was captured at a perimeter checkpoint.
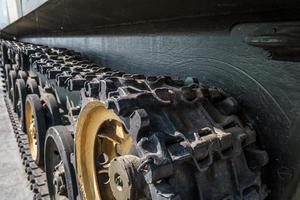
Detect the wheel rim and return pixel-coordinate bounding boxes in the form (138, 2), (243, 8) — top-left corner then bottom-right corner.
(25, 100), (37, 160)
(16, 90), (21, 119)
(45, 126), (78, 200)
(75, 100), (134, 200)
(5, 65), (11, 90)
(46, 137), (68, 200)
(47, 139), (69, 200)
(9, 71), (17, 102)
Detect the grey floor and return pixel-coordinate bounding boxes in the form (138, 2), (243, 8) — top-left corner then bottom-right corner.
(0, 87), (33, 199)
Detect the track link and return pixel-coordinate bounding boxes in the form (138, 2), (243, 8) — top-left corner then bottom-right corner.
(3, 95), (50, 200)
(0, 39), (269, 200)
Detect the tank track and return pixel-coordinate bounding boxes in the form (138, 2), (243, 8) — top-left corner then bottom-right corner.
(3, 96), (50, 200)
(0, 39), (269, 200)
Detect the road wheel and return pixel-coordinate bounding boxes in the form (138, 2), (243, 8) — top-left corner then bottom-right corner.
(25, 94), (46, 166)
(9, 70), (17, 108)
(27, 78), (40, 96)
(40, 93), (60, 126)
(75, 100), (139, 200)
(18, 70), (28, 81)
(16, 79), (27, 131)
(45, 126), (78, 200)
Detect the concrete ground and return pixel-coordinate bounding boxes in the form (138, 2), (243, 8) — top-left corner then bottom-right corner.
(0, 87), (33, 199)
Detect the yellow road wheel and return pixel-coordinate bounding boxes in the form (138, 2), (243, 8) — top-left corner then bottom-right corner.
(25, 94), (46, 166)
(76, 100), (136, 200)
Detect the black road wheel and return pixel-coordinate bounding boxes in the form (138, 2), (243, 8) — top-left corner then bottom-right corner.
(18, 70), (28, 81)
(16, 79), (27, 131)
(20, 53), (30, 71)
(40, 93), (61, 126)
(9, 70), (17, 107)
(4, 64), (11, 93)
(45, 126), (78, 200)
(4, 64), (11, 79)
(25, 94), (47, 166)
(27, 78), (40, 96)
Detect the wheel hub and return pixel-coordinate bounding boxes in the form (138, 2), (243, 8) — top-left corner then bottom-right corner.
(108, 155), (140, 200)
(53, 161), (68, 199)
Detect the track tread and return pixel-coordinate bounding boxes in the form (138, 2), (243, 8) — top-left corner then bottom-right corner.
(3, 95), (50, 200)
(0, 39), (269, 200)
